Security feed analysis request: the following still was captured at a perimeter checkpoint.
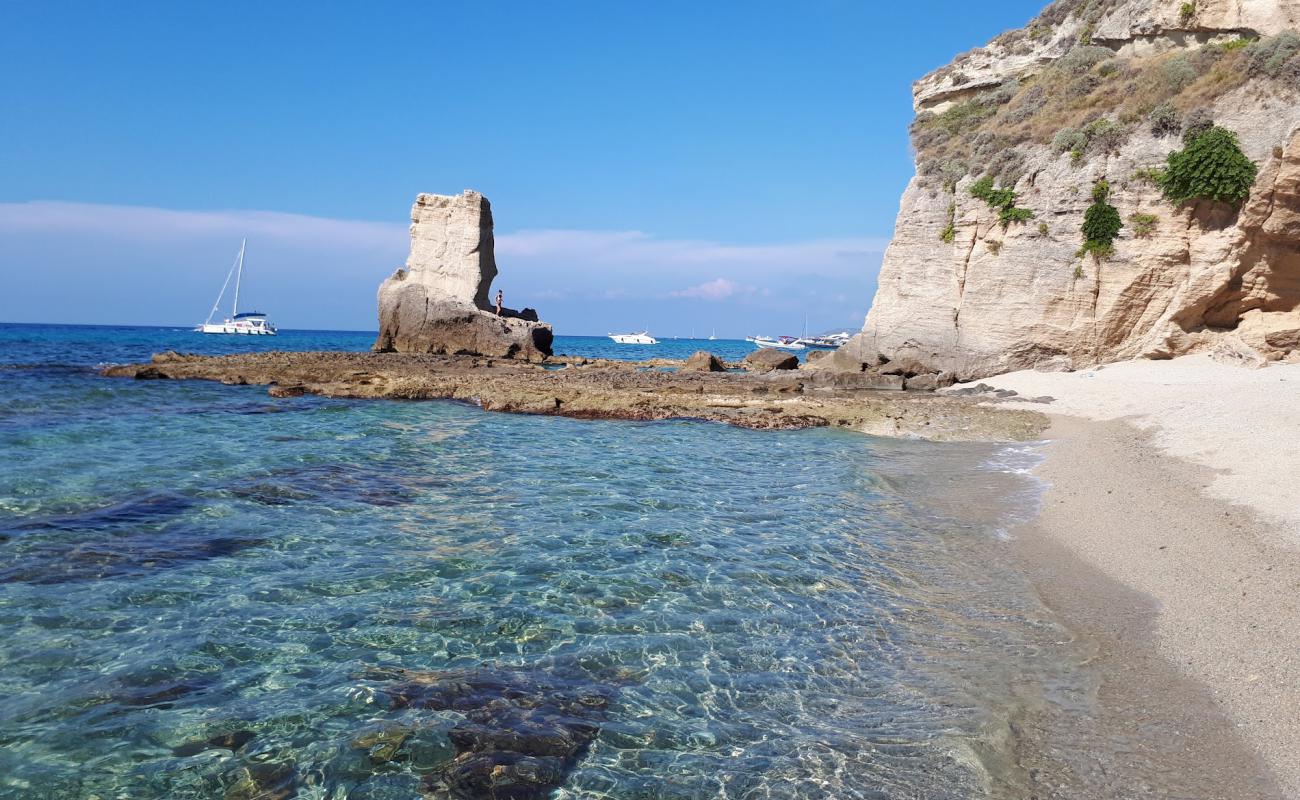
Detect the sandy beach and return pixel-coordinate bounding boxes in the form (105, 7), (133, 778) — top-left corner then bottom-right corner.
(971, 357), (1300, 797)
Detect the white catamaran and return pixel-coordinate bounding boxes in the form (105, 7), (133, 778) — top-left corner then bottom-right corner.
(196, 239), (277, 335)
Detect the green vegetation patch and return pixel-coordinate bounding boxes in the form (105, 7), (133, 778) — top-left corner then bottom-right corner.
(1129, 212), (1159, 237)
(1079, 179), (1122, 259)
(1158, 126), (1257, 204)
(969, 176), (1036, 229)
(940, 201), (957, 243)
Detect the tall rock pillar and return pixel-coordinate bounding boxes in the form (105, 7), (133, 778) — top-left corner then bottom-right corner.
(374, 190), (553, 359)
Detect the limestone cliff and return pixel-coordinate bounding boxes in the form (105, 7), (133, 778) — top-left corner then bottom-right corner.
(840, 0), (1300, 380)
(374, 191), (553, 360)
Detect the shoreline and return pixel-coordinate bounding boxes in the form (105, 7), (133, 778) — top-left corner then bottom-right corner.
(98, 347), (1300, 793)
(1010, 415), (1299, 798)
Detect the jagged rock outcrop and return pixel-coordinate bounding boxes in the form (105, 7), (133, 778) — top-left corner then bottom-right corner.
(744, 349), (800, 372)
(374, 191), (553, 360)
(836, 0), (1300, 380)
(681, 351), (727, 372)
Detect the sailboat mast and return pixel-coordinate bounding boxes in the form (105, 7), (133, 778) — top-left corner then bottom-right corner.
(232, 238), (246, 317)
(204, 243), (242, 325)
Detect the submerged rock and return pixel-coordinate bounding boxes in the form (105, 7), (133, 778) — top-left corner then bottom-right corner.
(374, 191), (552, 360)
(360, 666), (616, 799)
(172, 729), (256, 757)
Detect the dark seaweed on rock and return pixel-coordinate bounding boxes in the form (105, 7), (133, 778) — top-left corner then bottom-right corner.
(0, 531), (265, 585)
(2, 491), (196, 534)
(228, 463), (436, 508)
(362, 666), (616, 799)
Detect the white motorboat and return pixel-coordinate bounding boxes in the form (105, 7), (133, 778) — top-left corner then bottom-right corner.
(798, 332), (852, 349)
(609, 331), (658, 345)
(196, 239), (278, 335)
(747, 335), (805, 351)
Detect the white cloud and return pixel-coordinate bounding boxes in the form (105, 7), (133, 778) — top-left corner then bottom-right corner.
(0, 200), (888, 332)
(495, 227), (888, 280)
(671, 278), (754, 300)
(0, 200), (403, 251)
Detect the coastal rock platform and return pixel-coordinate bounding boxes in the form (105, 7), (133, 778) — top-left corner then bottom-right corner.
(102, 351), (1049, 442)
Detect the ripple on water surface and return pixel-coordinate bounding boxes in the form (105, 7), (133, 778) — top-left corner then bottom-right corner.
(0, 336), (1083, 799)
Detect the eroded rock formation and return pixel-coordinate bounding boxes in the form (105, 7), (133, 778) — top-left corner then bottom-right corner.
(836, 0), (1300, 380)
(375, 191), (553, 359)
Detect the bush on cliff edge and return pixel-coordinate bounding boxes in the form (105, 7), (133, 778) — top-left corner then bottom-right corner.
(1158, 126), (1258, 205)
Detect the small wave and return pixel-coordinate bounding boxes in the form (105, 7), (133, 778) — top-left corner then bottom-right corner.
(981, 440), (1051, 540)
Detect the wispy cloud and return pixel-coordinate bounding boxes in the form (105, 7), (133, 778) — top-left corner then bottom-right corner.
(0, 200), (887, 332)
(495, 228), (888, 277)
(0, 200), (403, 250)
(671, 278), (754, 300)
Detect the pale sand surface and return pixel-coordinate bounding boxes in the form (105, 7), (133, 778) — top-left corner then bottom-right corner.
(970, 358), (1300, 796)
(973, 354), (1300, 533)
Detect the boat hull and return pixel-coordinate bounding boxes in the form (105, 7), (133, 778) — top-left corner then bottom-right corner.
(748, 338), (804, 350)
(197, 323), (276, 335)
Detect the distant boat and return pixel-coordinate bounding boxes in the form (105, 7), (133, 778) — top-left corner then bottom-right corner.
(609, 331), (658, 345)
(747, 335), (805, 351)
(708, 328), (717, 341)
(196, 239), (277, 335)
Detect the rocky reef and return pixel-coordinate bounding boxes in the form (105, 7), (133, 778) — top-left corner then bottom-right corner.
(101, 351), (1051, 442)
(838, 0), (1300, 380)
(375, 191), (553, 360)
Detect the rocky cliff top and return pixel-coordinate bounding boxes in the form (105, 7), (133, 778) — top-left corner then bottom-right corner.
(915, 0), (1300, 112)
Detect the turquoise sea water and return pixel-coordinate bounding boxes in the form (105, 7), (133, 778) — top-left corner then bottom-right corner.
(0, 324), (1085, 799)
(0, 323), (800, 367)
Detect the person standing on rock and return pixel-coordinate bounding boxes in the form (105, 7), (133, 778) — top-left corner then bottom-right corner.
(495, 290), (503, 316)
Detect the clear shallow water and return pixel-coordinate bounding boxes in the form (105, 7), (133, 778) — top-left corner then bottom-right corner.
(0, 324), (1086, 799)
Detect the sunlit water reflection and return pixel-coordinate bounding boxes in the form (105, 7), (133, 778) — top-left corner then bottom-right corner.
(0, 325), (1083, 799)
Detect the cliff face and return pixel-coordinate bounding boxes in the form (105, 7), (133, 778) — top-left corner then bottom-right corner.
(844, 0), (1300, 380)
(374, 191), (553, 359)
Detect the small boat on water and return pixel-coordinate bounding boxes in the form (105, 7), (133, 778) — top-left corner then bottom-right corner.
(196, 239), (277, 335)
(747, 335), (805, 351)
(609, 331), (658, 345)
(797, 331), (852, 349)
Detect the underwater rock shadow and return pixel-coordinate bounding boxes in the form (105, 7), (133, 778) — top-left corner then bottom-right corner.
(228, 462), (456, 509)
(359, 665), (624, 800)
(0, 491), (265, 585)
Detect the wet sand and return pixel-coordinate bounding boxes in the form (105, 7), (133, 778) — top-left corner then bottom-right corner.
(1011, 416), (1300, 799)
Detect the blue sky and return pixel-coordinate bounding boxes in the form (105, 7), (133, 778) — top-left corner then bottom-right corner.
(1, 1), (1046, 336)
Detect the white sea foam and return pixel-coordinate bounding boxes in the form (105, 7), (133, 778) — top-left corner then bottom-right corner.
(980, 440), (1051, 540)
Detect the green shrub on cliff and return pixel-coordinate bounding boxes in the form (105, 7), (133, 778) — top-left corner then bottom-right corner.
(1082, 118), (1125, 154)
(969, 176), (1036, 229)
(1148, 102), (1181, 137)
(1246, 31), (1300, 77)
(940, 201), (957, 243)
(1158, 126), (1257, 204)
(1079, 179), (1122, 259)
(1181, 108), (1214, 141)
(1129, 212), (1159, 238)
